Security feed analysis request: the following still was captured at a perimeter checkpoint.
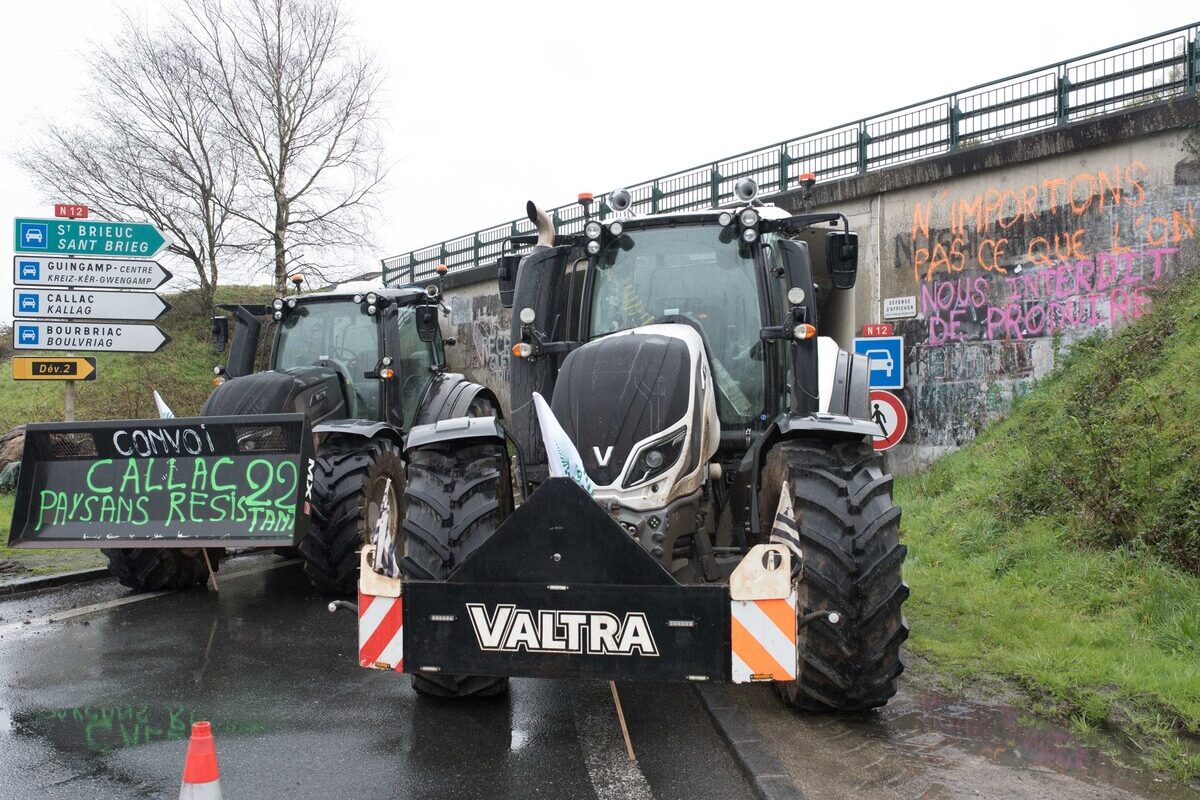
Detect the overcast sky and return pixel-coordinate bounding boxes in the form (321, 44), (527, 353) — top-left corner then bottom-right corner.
(1, 1), (1195, 321)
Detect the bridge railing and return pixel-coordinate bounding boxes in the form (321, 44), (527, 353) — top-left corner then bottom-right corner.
(384, 22), (1200, 286)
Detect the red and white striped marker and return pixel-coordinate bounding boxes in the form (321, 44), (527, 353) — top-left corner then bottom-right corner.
(358, 592), (404, 671)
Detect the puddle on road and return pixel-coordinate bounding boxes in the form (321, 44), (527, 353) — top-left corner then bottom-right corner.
(11, 704), (267, 756)
(865, 686), (1199, 798)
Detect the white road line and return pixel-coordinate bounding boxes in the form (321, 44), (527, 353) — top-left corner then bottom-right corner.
(0, 558), (301, 634)
(573, 681), (655, 800)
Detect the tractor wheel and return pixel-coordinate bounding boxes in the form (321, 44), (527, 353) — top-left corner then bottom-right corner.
(300, 438), (404, 596)
(103, 548), (221, 592)
(759, 437), (908, 712)
(401, 441), (513, 698)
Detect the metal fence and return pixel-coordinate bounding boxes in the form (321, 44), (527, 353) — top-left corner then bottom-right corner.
(383, 23), (1200, 286)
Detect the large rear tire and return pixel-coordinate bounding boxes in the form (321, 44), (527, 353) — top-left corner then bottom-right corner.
(759, 437), (908, 712)
(300, 438), (404, 596)
(103, 548), (221, 592)
(401, 441), (513, 698)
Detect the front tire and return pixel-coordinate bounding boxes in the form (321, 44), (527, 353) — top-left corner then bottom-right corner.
(103, 548), (221, 592)
(401, 442), (513, 698)
(300, 438), (404, 596)
(760, 437), (908, 712)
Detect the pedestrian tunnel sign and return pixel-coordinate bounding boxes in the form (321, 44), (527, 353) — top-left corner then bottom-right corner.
(853, 335), (904, 389)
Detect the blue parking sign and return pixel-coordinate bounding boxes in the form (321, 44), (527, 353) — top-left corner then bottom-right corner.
(853, 335), (904, 389)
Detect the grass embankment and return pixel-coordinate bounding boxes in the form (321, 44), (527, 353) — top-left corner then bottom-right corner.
(899, 272), (1200, 780)
(0, 285), (274, 577)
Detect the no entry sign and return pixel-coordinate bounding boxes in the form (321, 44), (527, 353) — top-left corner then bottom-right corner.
(868, 390), (908, 451)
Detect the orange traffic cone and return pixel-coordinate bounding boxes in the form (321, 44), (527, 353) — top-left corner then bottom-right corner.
(179, 721), (222, 799)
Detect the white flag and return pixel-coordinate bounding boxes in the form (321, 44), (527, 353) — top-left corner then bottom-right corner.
(532, 392), (594, 495)
(153, 390), (175, 419)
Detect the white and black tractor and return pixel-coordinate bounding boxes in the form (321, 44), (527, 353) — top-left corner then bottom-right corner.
(354, 179), (908, 711)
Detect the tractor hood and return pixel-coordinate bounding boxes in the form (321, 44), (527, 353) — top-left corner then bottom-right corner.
(550, 324), (719, 508)
(201, 366), (345, 422)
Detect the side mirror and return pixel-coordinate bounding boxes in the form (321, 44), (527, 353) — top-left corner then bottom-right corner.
(211, 316), (229, 353)
(415, 305), (439, 343)
(826, 231), (859, 290)
(496, 253), (521, 309)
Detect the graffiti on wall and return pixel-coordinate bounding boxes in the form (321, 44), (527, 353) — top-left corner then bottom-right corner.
(891, 155), (1200, 454)
(898, 160), (1197, 348)
(444, 292), (511, 407)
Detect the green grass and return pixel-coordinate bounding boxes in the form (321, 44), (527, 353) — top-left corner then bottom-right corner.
(0, 285), (274, 580)
(899, 267), (1200, 781)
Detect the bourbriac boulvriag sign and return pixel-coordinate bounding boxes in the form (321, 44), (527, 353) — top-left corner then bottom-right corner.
(8, 415), (314, 548)
(14, 218), (169, 257)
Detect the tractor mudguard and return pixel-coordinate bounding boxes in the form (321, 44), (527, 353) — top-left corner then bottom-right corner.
(355, 478), (799, 684)
(312, 418), (404, 447)
(404, 416), (506, 453)
(9, 415), (313, 549)
(411, 372), (503, 427)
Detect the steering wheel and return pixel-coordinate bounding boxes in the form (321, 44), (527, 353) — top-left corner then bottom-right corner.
(328, 347), (359, 365)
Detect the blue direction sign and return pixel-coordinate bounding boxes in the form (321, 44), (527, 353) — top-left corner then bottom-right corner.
(14, 218), (168, 257)
(853, 335), (905, 390)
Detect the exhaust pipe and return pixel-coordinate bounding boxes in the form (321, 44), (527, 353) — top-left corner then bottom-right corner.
(527, 201), (554, 248)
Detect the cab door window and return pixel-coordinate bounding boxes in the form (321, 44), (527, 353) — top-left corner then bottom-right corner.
(396, 306), (437, 428)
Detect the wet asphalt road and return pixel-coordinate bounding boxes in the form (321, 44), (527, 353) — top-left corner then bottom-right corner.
(0, 555), (755, 800)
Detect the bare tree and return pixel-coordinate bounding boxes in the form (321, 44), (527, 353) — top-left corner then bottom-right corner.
(17, 18), (239, 309)
(185, 0), (387, 293)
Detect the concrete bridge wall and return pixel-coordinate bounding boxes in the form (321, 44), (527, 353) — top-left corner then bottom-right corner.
(432, 100), (1200, 473)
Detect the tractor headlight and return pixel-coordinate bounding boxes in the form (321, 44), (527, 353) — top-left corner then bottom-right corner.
(741, 227), (758, 243)
(718, 211), (733, 227)
(366, 292), (378, 305)
(584, 221), (602, 240)
(608, 220), (624, 237)
(272, 298), (284, 311)
(586, 239), (602, 255)
(739, 208), (759, 228)
(623, 428), (688, 489)
(286, 297), (297, 308)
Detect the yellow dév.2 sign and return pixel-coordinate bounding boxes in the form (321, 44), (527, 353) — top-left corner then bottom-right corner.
(11, 356), (97, 381)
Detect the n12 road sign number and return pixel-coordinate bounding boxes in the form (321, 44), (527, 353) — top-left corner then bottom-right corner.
(12, 356), (97, 381)
(853, 335), (904, 389)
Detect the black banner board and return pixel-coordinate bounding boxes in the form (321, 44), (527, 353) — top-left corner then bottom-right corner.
(8, 415), (313, 548)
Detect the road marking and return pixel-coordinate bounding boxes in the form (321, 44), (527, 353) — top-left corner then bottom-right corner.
(0, 558), (300, 634)
(573, 681), (655, 800)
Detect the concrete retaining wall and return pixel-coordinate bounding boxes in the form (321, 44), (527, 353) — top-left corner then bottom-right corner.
(432, 99), (1200, 473)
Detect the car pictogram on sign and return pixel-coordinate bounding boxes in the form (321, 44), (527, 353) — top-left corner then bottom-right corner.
(19, 223), (48, 249)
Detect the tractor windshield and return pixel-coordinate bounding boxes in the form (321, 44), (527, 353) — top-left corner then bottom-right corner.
(589, 224), (763, 426)
(274, 299), (381, 419)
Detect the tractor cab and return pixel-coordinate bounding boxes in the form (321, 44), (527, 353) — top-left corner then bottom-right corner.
(210, 285), (445, 431)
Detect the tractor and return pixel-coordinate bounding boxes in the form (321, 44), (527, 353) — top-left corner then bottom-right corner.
(352, 178), (908, 711)
(10, 281), (500, 596)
